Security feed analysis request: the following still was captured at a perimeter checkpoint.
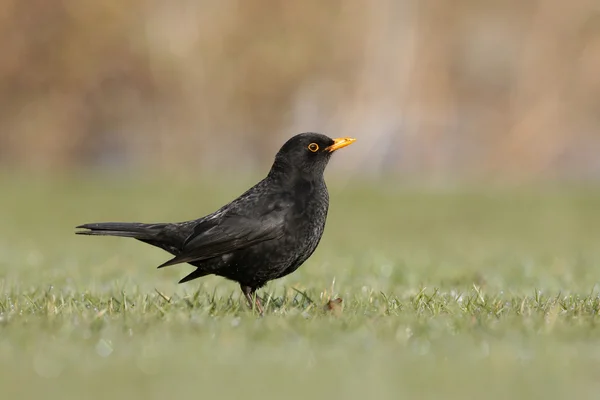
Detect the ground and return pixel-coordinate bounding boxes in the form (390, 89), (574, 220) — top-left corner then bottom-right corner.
(1, 174), (599, 399)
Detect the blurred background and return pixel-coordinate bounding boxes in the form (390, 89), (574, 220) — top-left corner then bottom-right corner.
(3, 3), (600, 398)
(1, 0), (599, 182)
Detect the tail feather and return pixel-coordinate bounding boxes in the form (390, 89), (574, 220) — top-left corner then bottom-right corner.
(75, 222), (166, 240)
(77, 221), (210, 283)
(178, 268), (210, 284)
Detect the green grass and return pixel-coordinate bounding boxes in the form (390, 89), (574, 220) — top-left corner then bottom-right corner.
(1, 174), (600, 399)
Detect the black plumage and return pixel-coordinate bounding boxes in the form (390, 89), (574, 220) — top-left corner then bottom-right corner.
(76, 132), (356, 313)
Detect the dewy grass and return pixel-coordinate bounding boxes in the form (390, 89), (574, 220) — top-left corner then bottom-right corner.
(1, 176), (600, 400)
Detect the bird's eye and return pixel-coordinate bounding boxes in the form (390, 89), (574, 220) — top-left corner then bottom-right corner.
(308, 143), (319, 152)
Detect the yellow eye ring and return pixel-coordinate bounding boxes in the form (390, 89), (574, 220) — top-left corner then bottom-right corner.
(308, 143), (319, 152)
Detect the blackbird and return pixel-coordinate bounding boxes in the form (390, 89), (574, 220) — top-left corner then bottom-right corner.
(76, 132), (355, 314)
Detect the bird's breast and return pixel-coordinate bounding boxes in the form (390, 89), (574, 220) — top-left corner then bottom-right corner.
(283, 183), (329, 255)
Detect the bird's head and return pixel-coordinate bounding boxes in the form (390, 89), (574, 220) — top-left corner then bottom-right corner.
(270, 132), (356, 180)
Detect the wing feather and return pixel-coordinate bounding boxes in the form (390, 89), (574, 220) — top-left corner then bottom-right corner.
(156, 206), (287, 268)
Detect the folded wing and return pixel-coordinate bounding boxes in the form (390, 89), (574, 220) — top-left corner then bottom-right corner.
(156, 207), (287, 268)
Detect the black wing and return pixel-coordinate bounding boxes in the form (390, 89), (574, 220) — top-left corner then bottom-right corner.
(156, 201), (290, 268)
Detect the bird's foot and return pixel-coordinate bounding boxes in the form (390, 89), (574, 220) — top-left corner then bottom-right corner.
(241, 285), (264, 316)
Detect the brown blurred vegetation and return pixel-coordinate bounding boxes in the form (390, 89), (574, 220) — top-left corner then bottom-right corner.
(0, 0), (599, 180)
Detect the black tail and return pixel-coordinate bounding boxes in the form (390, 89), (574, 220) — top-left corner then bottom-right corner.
(75, 222), (167, 240)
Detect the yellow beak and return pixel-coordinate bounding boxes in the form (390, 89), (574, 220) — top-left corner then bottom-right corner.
(325, 137), (356, 152)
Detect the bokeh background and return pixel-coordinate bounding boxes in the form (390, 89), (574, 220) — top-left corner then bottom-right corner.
(2, 0), (599, 181)
(3, 3), (600, 399)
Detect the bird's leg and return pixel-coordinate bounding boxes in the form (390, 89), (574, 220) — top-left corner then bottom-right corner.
(241, 285), (264, 315)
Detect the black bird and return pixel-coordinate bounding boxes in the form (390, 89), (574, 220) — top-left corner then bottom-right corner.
(76, 132), (355, 314)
